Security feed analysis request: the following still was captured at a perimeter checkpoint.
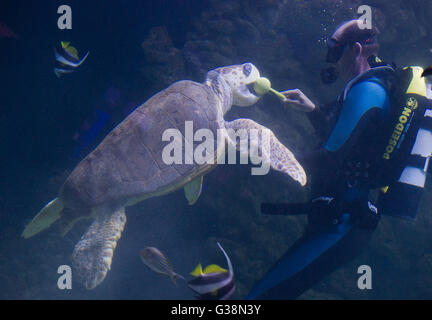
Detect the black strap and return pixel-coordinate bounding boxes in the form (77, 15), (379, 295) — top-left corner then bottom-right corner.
(406, 154), (428, 170)
(420, 116), (432, 132)
(342, 66), (394, 101)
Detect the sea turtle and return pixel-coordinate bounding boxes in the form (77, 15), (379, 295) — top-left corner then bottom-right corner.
(22, 63), (306, 289)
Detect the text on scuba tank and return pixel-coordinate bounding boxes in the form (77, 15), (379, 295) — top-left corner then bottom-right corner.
(382, 106), (414, 160)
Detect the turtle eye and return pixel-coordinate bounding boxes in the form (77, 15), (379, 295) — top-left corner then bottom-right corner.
(243, 63), (252, 77)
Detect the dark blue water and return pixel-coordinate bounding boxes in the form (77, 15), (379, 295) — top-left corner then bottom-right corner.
(1, 0), (432, 300)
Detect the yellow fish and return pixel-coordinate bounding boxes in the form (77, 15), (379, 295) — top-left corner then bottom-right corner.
(190, 263), (228, 277)
(188, 242), (235, 300)
(60, 41), (79, 60)
(54, 41), (89, 78)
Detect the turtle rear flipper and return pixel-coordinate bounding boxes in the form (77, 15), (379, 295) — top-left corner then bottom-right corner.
(22, 198), (64, 238)
(72, 207), (126, 289)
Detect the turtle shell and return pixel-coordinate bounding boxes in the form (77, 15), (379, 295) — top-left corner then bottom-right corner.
(60, 80), (224, 209)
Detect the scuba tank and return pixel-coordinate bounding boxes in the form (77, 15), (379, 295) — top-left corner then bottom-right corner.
(320, 56), (432, 220)
(376, 65), (432, 220)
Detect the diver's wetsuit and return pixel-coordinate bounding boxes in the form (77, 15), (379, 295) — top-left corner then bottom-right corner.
(246, 70), (391, 300)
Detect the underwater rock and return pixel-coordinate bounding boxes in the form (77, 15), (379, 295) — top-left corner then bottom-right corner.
(183, 40), (232, 78)
(208, 0), (241, 18)
(141, 26), (176, 62)
(140, 26), (185, 87)
(207, 19), (235, 35)
(410, 1), (432, 39)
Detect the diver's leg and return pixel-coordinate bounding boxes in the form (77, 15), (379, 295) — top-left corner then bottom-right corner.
(246, 206), (378, 300)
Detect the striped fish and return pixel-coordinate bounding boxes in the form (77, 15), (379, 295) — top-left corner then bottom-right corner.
(54, 41), (89, 78)
(188, 242), (235, 300)
(140, 247), (185, 285)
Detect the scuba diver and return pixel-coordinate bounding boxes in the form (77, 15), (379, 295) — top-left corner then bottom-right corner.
(247, 19), (432, 299)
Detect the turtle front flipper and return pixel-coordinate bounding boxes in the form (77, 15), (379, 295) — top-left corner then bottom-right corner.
(184, 176), (204, 205)
(225, 119), (307, 186)
(72, 207), (126, 289)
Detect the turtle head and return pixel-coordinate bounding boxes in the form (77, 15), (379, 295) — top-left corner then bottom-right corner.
(206, 63), (261, 108)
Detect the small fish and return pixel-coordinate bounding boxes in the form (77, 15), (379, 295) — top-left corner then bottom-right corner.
(188, 242), (235, 300)
(422, 66), (432, 78)
(140, 247), (185, 285)
(54, 41), (89, 78)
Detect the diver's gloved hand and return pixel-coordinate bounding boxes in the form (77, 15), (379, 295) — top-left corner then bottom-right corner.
(281, 89), (315, 112)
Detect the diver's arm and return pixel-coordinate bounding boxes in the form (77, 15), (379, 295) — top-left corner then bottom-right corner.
(297, 80), (389, 175)
(307, 100), (341, 145)
(324, 80), (389, 155)
(282, 89), (316, 112)
(283, 89), (341, 144)
(296, 147), (335, 177)
(297, 108), (385, 180)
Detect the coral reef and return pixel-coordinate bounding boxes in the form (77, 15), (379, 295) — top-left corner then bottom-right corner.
(140, 26), (185, 90)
